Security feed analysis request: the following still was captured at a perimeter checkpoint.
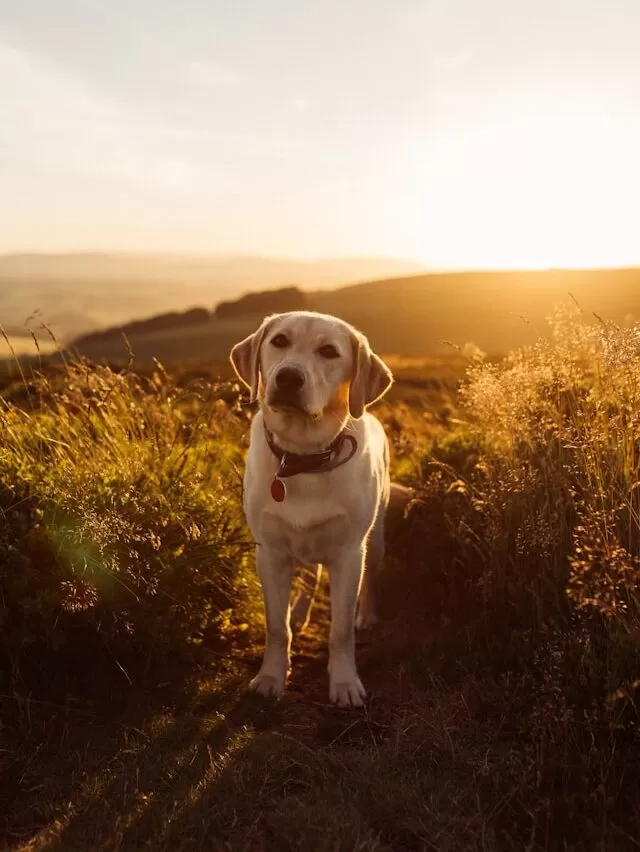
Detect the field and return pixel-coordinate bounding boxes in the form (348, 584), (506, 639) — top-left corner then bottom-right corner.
(3, 305), (640, 850)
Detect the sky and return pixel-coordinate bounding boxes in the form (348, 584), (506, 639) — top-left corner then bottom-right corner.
(1, 0), (640, 268)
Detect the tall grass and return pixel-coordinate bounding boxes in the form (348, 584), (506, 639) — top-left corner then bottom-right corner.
(463, 303), (640, 628)
(5, 310), (640, 849)
(0, 353), (257, 662)
(370, 306), (640, 846)
(385, 306), (640, 682)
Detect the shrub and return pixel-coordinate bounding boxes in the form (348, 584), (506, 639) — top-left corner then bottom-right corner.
(386, 303), (640, 674)
(463, 303), (640, 628)
(0, 358), (257, 660)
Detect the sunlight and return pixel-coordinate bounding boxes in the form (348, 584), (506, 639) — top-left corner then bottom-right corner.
(2, 333), (59, 357)
(404, 108), (640, 270)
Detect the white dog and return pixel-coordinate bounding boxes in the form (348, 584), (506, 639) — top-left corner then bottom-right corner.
(230, 310), (405, 707)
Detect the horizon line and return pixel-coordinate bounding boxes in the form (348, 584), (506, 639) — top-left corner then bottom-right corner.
(1, 250), (639, 275)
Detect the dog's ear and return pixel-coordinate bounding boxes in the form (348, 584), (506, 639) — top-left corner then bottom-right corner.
(230, 317), (274, 402)
(348, 330), (393, 419)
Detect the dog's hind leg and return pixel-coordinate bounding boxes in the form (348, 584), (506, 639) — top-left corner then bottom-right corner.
(290, 563), (322, 634)
(356, 506), (385, 630)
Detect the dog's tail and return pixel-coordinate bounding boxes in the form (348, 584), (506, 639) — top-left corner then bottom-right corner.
(388, 482), (415, 511)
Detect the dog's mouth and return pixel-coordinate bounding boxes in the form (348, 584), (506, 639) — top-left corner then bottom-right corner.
(270, 401), (305, 414)
(266, 391), (321, 420)
(267, 388), (306, 413)
(268, 399), (308, 416)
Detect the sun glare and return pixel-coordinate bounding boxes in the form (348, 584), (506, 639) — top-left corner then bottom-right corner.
(404, 108), (639, 270)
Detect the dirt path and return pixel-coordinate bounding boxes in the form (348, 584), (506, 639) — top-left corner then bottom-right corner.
(6, 576), (471, 851)
(5, 586), (619, 852)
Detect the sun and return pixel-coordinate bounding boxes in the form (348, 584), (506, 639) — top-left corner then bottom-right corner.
(400, 107), (639, 270)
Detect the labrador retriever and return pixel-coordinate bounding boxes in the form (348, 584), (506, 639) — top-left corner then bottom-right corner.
(230, 310), (405, 707)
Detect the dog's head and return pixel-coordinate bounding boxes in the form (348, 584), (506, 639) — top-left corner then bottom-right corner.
(230, 311), (392, 443)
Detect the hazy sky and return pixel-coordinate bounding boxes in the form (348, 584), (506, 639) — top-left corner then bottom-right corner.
(1, 0), (640, 267)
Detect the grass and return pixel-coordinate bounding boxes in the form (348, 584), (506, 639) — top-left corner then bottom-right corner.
(3, 305), (640, 851)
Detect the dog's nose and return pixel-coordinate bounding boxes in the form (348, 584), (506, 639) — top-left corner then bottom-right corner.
(275, 367), (305, 393)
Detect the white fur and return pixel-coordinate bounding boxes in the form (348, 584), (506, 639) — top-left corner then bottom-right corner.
(230, 311), (395, 707)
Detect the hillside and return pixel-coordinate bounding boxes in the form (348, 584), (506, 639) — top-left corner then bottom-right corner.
(0, 253), (424, 342)
(311, 267), (640, 354)
(56, 267), (640, 365)
(4, 319), (640, 850)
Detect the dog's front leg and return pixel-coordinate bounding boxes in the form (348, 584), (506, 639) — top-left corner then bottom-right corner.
(250, 546), (293, 698)
(327, 545), (367, 708)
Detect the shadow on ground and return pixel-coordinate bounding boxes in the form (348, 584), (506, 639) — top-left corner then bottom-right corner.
(4, 580), (640, 851)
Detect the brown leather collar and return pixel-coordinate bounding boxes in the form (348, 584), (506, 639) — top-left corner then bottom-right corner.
(264, 426), (357, 479)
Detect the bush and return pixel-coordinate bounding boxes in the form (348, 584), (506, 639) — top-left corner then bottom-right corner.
(386, 303), (640, 677)
(0, 359), (258, 659)
(462, 304), (640, 627)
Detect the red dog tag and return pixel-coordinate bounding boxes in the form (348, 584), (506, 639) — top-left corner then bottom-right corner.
(270, 477), (286, 502)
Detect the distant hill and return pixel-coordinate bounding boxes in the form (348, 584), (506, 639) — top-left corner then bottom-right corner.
(214, 286), (309, 320)
(74, 307), (212, 349)
(0, 253), (425, 341)
(56, 267), (640, 366)
(310, 267), (640, 355)
(71, 287), (312, 348)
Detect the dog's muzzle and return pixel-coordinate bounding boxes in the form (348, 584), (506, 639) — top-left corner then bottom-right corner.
(269, 367), (306, 411)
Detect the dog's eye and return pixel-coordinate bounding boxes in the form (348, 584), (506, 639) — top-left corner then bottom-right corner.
(318, 344), (340, 359)
(270, 334), (289, 348)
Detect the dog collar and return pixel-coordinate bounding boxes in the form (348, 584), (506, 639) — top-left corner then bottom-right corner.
(264, 426), (358, 502)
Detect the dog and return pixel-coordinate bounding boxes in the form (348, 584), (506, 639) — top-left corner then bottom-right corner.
(230, 310), (409, 707)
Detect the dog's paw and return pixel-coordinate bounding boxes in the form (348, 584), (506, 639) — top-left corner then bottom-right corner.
(328, 656), (366, 708)
(330, 675), (366, 708)
(249, 670), (286, 698)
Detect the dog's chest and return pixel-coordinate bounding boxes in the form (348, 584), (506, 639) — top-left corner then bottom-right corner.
(246, 467), (346, 525)
(244, 469), (355, 563)
(262, 509), (351, 566)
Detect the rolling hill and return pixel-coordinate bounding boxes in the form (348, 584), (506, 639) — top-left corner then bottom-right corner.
(0, 253), (425, 342)
(50, 267), (640, 366)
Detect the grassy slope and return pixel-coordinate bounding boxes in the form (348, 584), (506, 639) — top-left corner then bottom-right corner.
(50, 267), (640, 366)
(312, 267), (640, 353)
(4, 330), (640, 851)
